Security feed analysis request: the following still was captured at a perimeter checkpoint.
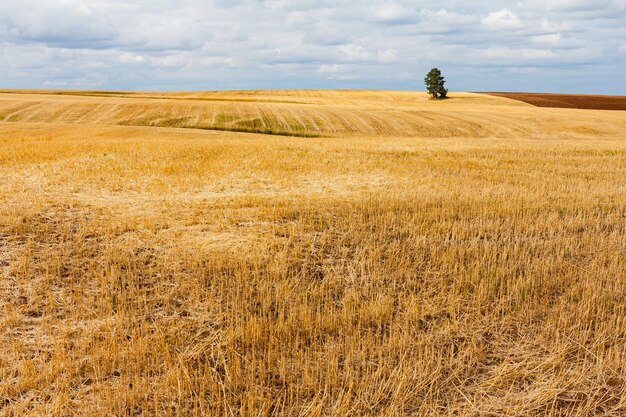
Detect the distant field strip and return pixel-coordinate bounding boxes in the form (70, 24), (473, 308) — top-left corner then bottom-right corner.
(481, 92), (626, 111)
(0, 89), (310, 105)
(2, 90), (626, 138)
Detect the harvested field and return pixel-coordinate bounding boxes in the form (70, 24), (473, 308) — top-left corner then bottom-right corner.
(481, 92), (626, 111)
(1, 89), (626, 416)
(2, 90), (626, 139)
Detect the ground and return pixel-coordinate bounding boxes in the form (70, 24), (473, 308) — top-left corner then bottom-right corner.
(0, 90), (625, 416)
(482, 92), (626, 111)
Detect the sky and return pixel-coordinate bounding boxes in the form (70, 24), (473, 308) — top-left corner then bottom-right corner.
(1, 0), (625, 93)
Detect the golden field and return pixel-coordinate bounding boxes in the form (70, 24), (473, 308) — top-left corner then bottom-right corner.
(0, 89), (625, 416)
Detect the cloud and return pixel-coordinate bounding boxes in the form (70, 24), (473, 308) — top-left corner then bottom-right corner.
(481, 9), (524, 31)
(317, 64), (361, 80)
(318, 64), (344, 73)
(337, 44), (373, 61)
(532, 34), (562, 45)
(480, 47), (558, 61)
(378, 49), (398, 63)
(119, 53), (146, 64)
(526, 0), (625, 14)
(0, 0), (624, 93)
(371, 1), (418, 24)
(0, 1), (116, 48)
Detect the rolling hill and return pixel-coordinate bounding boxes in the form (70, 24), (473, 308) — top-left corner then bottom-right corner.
(1, 90), (625, 417)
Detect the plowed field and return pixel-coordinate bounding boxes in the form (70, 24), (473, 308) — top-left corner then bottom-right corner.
(481, 92), (626, 110)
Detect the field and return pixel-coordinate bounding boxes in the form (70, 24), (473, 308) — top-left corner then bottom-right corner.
(1, 89), (625, 416)
(482, 92), (626, 111)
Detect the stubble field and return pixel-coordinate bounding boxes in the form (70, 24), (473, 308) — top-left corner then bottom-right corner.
(0, 90), (625, 416)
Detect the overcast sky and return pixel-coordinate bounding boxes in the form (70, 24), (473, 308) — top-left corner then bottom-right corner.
(1, 0), (625, 93)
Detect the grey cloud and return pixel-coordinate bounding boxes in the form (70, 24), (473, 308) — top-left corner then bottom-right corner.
(0, 0), (624, 93)
(0, 2), (116, 48)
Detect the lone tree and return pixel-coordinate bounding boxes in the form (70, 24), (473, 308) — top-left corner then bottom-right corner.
(424, 68), (448, 99)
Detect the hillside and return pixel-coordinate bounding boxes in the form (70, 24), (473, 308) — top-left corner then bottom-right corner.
(1, 90), (625, 416)
(1, 90), (626, 139)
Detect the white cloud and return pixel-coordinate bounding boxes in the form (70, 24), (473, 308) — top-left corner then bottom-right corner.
(318, 64), (344, 73)
(200, 56), (235, 66)
(481, 9), (524, 30)
(377, 49), (398, 63)
(532, 33), (562, 45)
(337, 44), (373, 61)
(481, 47), (558, 61)
(150, 54), (192, 68)
(372, 1), (417, 23)
(119, 53), (145, 64)
(526, 0), (624, 14)
(420, 9), (477, 27)
(0, 0), (624, 93)
(76, 4), (93, 17)
(317, 64), (361, 80)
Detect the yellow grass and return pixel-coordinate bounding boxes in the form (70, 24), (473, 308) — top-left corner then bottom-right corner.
(0, 90), (625, 416)
(2, 89), (625, 138)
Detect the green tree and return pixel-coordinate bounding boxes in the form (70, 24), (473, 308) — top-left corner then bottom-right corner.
(424, 68), (448, 99)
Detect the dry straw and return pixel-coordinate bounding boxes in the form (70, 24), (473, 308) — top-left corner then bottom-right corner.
(0, 90), (625, 416)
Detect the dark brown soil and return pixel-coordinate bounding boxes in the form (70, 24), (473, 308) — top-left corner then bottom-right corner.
(480, 92), (626, 111)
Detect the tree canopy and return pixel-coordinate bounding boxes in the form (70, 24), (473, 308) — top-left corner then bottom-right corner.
(424, 68), (448, 99)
